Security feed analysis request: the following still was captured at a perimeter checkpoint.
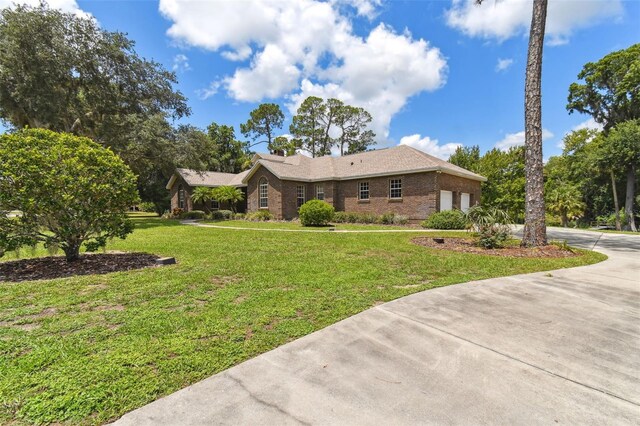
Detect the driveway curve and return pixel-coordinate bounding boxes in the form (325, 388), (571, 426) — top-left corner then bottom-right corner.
(115, 228), (640, 425)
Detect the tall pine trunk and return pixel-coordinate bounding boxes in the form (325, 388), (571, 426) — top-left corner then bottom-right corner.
(611, 170), (621, 231)
(521, 0), (548, 247)
(625, 164), (637, 231)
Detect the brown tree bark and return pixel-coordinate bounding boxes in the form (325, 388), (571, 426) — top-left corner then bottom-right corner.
(611, 170), (621, 231)
(521, 0), (548, 247)
(624, 164), (637, 231)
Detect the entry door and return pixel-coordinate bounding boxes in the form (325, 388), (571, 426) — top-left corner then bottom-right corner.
(440, 190), (453, 211)
(461, 193), (470, 212)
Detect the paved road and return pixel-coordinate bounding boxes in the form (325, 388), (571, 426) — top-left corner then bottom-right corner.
(115, 228), (640, 425)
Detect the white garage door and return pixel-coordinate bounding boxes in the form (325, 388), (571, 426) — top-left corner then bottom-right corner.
(440, 190), (453, 211)
(461, 193), (470, 212)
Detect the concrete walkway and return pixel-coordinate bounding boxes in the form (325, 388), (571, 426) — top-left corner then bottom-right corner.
(115, 228), (640, 425)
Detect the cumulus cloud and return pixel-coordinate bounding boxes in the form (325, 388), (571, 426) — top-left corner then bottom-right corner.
(446, 0), (623, 45)
(399, 134), (462, 160)
(556, 117), (603, 148)
(495, 58), (514, 72)
(495, 129), (554, 151)
(0, 0), (90, 17)
(172, 54), (190, 73)
(159, 0), (447, 140)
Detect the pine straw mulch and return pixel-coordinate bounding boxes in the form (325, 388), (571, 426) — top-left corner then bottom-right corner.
(0, 252), (162, 282)
(412, 237), (579, 258)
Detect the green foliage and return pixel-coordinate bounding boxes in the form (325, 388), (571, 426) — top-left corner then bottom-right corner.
(298, 200), (335, 226)
(448, 145), (481, 173)
(190, 187), (216, 213)
(0, 129), (139, 261)
(465, 205), (512, 249)
(240, 103), (285, 150)
(332, 211), (401, 225)
(210, 210), (234, 221)
(289, 96), (375, 157)
(246, 210), (274, 221)
(269, 136), (299, 156)
(422, 210), (467, 230)
(180, 210), (206, 220)
(545, 183), (586, 227)
(211, 186), (245, 213)
(137, 202), (157, 213)
(567, 43), (640, 130)
(207, 123), (252, 173)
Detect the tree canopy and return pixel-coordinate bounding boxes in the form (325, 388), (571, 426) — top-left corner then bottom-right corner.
(240, 103), (285, 152)
(567, 43), (640, 130)
(0, 129), (139, 261)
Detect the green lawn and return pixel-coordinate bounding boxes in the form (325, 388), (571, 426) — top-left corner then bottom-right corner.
(203, 219), (415, 231)
(0, 217), (606, 425)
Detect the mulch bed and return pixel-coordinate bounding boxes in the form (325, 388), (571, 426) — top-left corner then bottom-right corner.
(0, 252), (162, 282)
(412, 237), (579, 258)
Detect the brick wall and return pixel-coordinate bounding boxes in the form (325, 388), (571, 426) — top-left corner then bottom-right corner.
(436, 173), (482, 212)
(169, 176), (194, 212)
(246, 167), (284, 219)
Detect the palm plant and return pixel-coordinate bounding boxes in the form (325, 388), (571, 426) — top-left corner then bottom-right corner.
(546, 184), (586, 227)
(191, 187), (216, 213)
(211, 186), (245, 213)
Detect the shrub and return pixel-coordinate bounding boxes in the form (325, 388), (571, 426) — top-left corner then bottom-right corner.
(299, 200), (335, 226)
(247, 210), (274, 221)
(465, 205), (512, 249)
(138, 201), (156, 212)
(380, 212), (395, 225)
(180, 210), (206, 220)
(422, 210), (467, 230)
(393, 215), (409, 225)
(210, 210), (234, 220)
(0, 129), (139, 262)
(333, 211), (348, 223)
(171, 207), (184, 218)
(233, 213), (246, 220)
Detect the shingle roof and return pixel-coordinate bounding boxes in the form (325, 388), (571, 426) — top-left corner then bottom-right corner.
(166, 168), (249, 189)
(245, 145), (486, 182)
(167, 145), (486, 190)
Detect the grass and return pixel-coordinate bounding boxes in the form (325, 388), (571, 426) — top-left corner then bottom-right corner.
(0, 217), (606, 425)
(203, 219), (414, 231)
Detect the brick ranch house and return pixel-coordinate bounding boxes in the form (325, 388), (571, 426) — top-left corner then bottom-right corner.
(167, 145), (486, 220)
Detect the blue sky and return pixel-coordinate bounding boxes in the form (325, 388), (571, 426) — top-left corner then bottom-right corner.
(3, 0), (638, 159)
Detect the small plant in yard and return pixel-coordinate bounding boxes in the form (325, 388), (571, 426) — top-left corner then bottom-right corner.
(465, 205), (512, 249)
(246, 210), (274, 221)
(0, 129), (139, 262)
(210, 210), (234, 220)
(191, 187), (216, 213)
(180, 210), (206, 220)
(299, 200), (335, 226)
(212, 186), (245, 213)
(422, 210), (467, 230)
(171, 207), (184, 218)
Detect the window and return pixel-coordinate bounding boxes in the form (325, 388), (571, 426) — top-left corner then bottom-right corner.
(259, 178), (268, 208)
(358, 182), (369, 200)
(460, 193), (470, 213)
(211, 199), (220, 210)
(316, 184), (324, 201)
(178, 185), (185, 209)
(389, 179), (402, 199)
(296, 185), (306, 208)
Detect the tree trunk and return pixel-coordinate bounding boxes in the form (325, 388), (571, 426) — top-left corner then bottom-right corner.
(63, 241), (82, 262)
(611, 170), (621, 231)
(624, 164), (637, 231)
(521, 0), (548, 247)
(561, 211), (568, 227)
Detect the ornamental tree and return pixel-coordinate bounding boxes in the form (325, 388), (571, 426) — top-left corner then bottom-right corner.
(212, 186), (245, 213)
(0, 129), (139, 262)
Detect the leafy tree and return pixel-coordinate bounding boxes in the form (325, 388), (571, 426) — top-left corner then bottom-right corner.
(0, 129), (139, 262)
(448, 145), (481, 173)
(478, 147), (526, 221)
(211, 186), (245, 213)
(318, 98), (343, 156)
(191, 187), (217, 214)
(477, 0), (549, 246)
(207, 123), (252, 173)
(567, 44), (640, 130)
(240, 103), (285, 152)
(598, 120), (640, 231)
(335, 105), (376, 155)
(290, 96), (326, 157)
(546, 184), (586, 227)
(270, 136), (299, 156)
(0, 3), (189, 141)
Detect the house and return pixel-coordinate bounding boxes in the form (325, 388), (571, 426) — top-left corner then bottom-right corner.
(167, 145), (486, 220)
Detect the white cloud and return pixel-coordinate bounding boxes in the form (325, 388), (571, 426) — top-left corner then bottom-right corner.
(172, 54), (190, 73)
(159, 0), (447, 141)
(556, 117), (603, 148)
(495, 58), (514, 72)
(196, 81), (221, 100)
(0, 0), (90, 18)
(446, 0), (623, 45)
(495, 129), (554, 151)
(399, 134), (462, 160)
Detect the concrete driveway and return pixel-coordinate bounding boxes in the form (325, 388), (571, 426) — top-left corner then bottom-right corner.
(115, 228), (640, 425)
